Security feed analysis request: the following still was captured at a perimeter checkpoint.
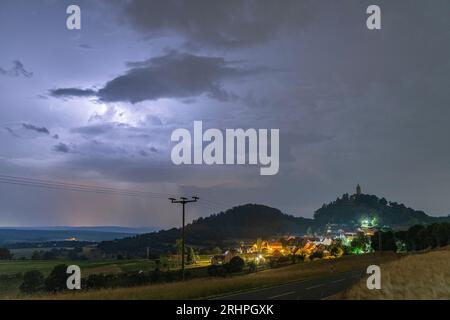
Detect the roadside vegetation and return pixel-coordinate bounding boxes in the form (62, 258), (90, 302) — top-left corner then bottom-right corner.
(36, 252), (399, 300)
(332, 246), (450, 299)
(0, 256), (210, 299)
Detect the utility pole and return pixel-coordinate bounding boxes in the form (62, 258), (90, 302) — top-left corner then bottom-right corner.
(169, 196), (199, 281)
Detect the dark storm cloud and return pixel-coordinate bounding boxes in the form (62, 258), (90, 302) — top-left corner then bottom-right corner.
(0, 60), (33, 78)
(50, 88), (97, 98)
(53, 142), (70, 153)
(108, 0), (315, 47)
(50, 51), (262, 103)
(5, 0), (450, 227)
(21, 123), (50, 135)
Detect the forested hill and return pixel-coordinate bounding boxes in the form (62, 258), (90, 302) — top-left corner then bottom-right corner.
(99, 204), (314, 255)
(314, 193), (449, 228)
(98, 196), (450, 255)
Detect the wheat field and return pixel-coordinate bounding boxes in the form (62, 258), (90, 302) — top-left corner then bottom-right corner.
(333, 247), (450, 300)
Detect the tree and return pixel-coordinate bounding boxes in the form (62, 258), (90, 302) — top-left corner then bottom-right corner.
(44, 264), (68, 292)
(225, 256), (245, 273)
(0, 247), (12, 260)
(351, 233), (371, 254)
(329, 240), (345, 257)
(20, 270), (44, 294)
(186, 247), (197, 265)
(406, 224), (426, 250)
(247, 261), (257, 273)
(372, 231), (396, 251)
(31, 250), (42, 260)
(428, 223), (450, 248)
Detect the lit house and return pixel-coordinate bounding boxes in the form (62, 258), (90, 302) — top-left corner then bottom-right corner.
(251, 241), (285, 254)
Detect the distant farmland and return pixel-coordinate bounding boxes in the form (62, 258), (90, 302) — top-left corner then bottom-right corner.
(0, 229), (138, 244)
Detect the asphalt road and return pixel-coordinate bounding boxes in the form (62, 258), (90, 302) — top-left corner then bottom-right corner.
(214, 270), (364, 300)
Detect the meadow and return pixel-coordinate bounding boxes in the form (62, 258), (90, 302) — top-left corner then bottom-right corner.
(0, 255), (212, 299)
(332, 246), (450, 299)
(33, 252), (399, 300)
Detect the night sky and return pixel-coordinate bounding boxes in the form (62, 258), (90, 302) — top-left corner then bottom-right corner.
(1, 0), (450, 227)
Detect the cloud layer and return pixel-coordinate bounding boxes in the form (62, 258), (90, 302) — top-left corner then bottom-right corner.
(110, 0), (314, 47)
(50, 51), (260, 103)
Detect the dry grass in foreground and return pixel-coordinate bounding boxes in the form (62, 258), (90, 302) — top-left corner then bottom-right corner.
(30, 252), (398, 300)
(332, 246), (450, 300)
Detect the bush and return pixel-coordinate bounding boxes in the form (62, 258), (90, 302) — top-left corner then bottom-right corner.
(44, 264), (68, 292)
(269, 258), (278, 268)
(207, 264), (227, 277)
(225, 256), (245, 273)
(20, 270), (44, 294)
(85, 274), (114, 289)
(123, 271), (150, 286)
(0, 247), (12, 260)
(310, 251), (324, 260)
(150, 268), (163, 282)
(247, 261), (257, 273)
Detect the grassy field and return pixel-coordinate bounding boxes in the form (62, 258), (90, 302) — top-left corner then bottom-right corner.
(0, 255), (212, 276)
(331, 246), (450, 300)
(0, 259), (154, 277)
(10, 248), (61, 259)
(0, 255), (213, 299)
(31, 252), (399, 300)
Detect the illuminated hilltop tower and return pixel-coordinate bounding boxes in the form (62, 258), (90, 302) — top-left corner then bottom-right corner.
(356, 184), (362, 195)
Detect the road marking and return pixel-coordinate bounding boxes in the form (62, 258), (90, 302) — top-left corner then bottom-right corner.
(268, 291), (296, 299)
(212, 278), (310, 299)
(331, 278), (346, 283)
(212, 270), (362, 299)
(306, 284), (325, 290)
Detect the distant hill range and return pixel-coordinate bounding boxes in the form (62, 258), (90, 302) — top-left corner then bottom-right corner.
(100, 204), (314, 254)
(0, 226), (158, 245)
(99, 190), (450, 255)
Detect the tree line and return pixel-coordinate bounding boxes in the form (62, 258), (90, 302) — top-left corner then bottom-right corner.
(372, 222), (450, 252)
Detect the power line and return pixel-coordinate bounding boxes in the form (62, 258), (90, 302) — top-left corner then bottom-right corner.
(0, 174), (171, 197)
(0, 174), (227, 213)
(0, 174), (166, 199)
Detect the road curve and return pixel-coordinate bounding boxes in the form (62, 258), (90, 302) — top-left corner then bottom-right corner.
(213, 270), (364, 300)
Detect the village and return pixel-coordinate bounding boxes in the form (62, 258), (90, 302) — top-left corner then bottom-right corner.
(209, 218), (381, 267)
